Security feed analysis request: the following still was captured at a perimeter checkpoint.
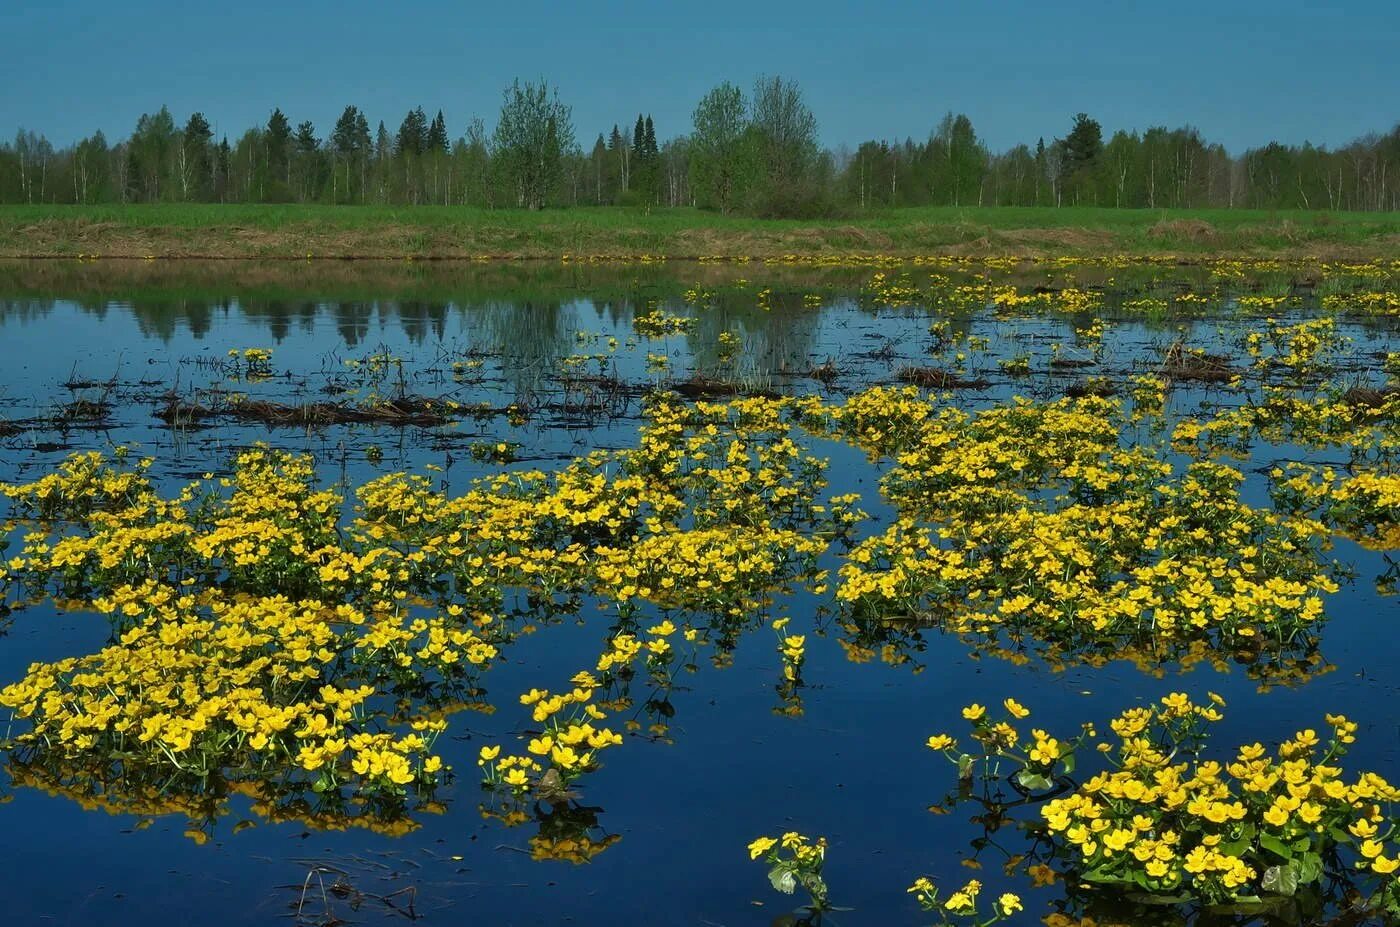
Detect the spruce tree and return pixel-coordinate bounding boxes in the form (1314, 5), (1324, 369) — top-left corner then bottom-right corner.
(354, 112), (371, 152)
(215, 136), (231, 201)
(293, 120), (320, 201)
(427, 110), (448, 152)
(331, 106), (360, 157)
(1064, 114), (1103, 172)
(397, 107), (430, 156)
(266, 108), (292, 183)
(643, 115), (658, 159)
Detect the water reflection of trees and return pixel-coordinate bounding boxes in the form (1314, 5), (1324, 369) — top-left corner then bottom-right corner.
(466, 299), (578, 401)
(685, 290), (825, 380)
(0, 298), (56, 325)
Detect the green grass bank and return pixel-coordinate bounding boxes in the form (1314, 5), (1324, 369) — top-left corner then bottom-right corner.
(2, 204), (1398, 261)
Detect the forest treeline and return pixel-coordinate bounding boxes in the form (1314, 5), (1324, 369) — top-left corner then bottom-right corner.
(3, 77), (1398, 216)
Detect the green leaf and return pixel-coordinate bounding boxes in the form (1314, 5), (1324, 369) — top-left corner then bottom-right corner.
(1219, 837), (1248, 856)
(1015, 769), (1054, 792)
(1060, 751), (1076, 775)
(1260, 861), (1300, 897)
(769, 866), (797, 895)
(1080, 867), (1133, 885)
(1259, 833), (1293, 861)
(1219, 823), (1255, 857)
(1295, 852), (1323, 885)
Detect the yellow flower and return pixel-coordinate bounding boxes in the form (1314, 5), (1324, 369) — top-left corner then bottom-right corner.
(1003, 698), (1030, 719)
(748, 836), (778, 860)
(962, 704), (986, 721)
(996, 893), (1023, 916)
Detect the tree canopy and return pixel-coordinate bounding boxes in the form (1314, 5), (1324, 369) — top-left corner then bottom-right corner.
(3, 78), (1398, 214)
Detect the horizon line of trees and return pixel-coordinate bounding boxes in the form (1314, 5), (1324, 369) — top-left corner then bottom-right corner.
(3, 77), (1398, 215)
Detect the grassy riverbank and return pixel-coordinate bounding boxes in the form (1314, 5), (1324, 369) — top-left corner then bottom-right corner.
(2, 204), (1399, 260)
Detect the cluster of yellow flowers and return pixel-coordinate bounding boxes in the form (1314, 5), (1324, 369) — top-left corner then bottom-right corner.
(927, 693), (1400, 912)
(748, 831), (831, 910)
(225, 347), (273, 379)
(632, 304), (695, 336)
(907, 876), (1022, 924)
(772, 616), (805, 681)
(0, 591), (457, 803)
(479, 667), (626, 793)
(1244, 317), (1348, 376)
(0, 390), (874, 832)
(802, 387), (1338, 675)
(1270, 462), (1400, 550)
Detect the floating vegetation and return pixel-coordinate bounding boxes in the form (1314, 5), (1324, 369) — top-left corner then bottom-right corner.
(1, 256), (1398, 925)
(921, 694), (1400, 921)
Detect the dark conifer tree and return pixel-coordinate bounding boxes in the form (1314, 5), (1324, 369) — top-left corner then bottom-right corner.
(427, 110), (448, 153)
(293, 120), (320, 201)
(1064, 114), (1103, 172)
(397, 107), (429, 156)
(643, 115), (658, 159)
(180, 112), (213, 200)
(294, 120), (317, 153)
(331, 106), (360, 155)
(266, 108), (292, 183)
(215, 136), (231, 201)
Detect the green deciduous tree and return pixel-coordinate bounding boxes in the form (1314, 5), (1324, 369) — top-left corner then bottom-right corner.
(491, 79), (575, 209)
(128, 106), (177, 202)
(690, 81), (750, 213)
(749, 75), (821, 215)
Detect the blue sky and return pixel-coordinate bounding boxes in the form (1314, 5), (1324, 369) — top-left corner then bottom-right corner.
(2, 0), (1396, 153)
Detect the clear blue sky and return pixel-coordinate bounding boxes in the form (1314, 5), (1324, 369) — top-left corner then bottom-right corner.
(2, 0), (1396, 154)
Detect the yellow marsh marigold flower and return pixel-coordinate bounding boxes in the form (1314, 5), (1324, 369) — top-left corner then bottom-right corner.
(748, 836), (778, 860)
(996, 893), (1023, 916)
(943, 878), (981, 913)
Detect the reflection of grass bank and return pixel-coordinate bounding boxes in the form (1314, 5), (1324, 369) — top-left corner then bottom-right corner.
(2, 204), (1400, 260)
(0, 256), (872, 305)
